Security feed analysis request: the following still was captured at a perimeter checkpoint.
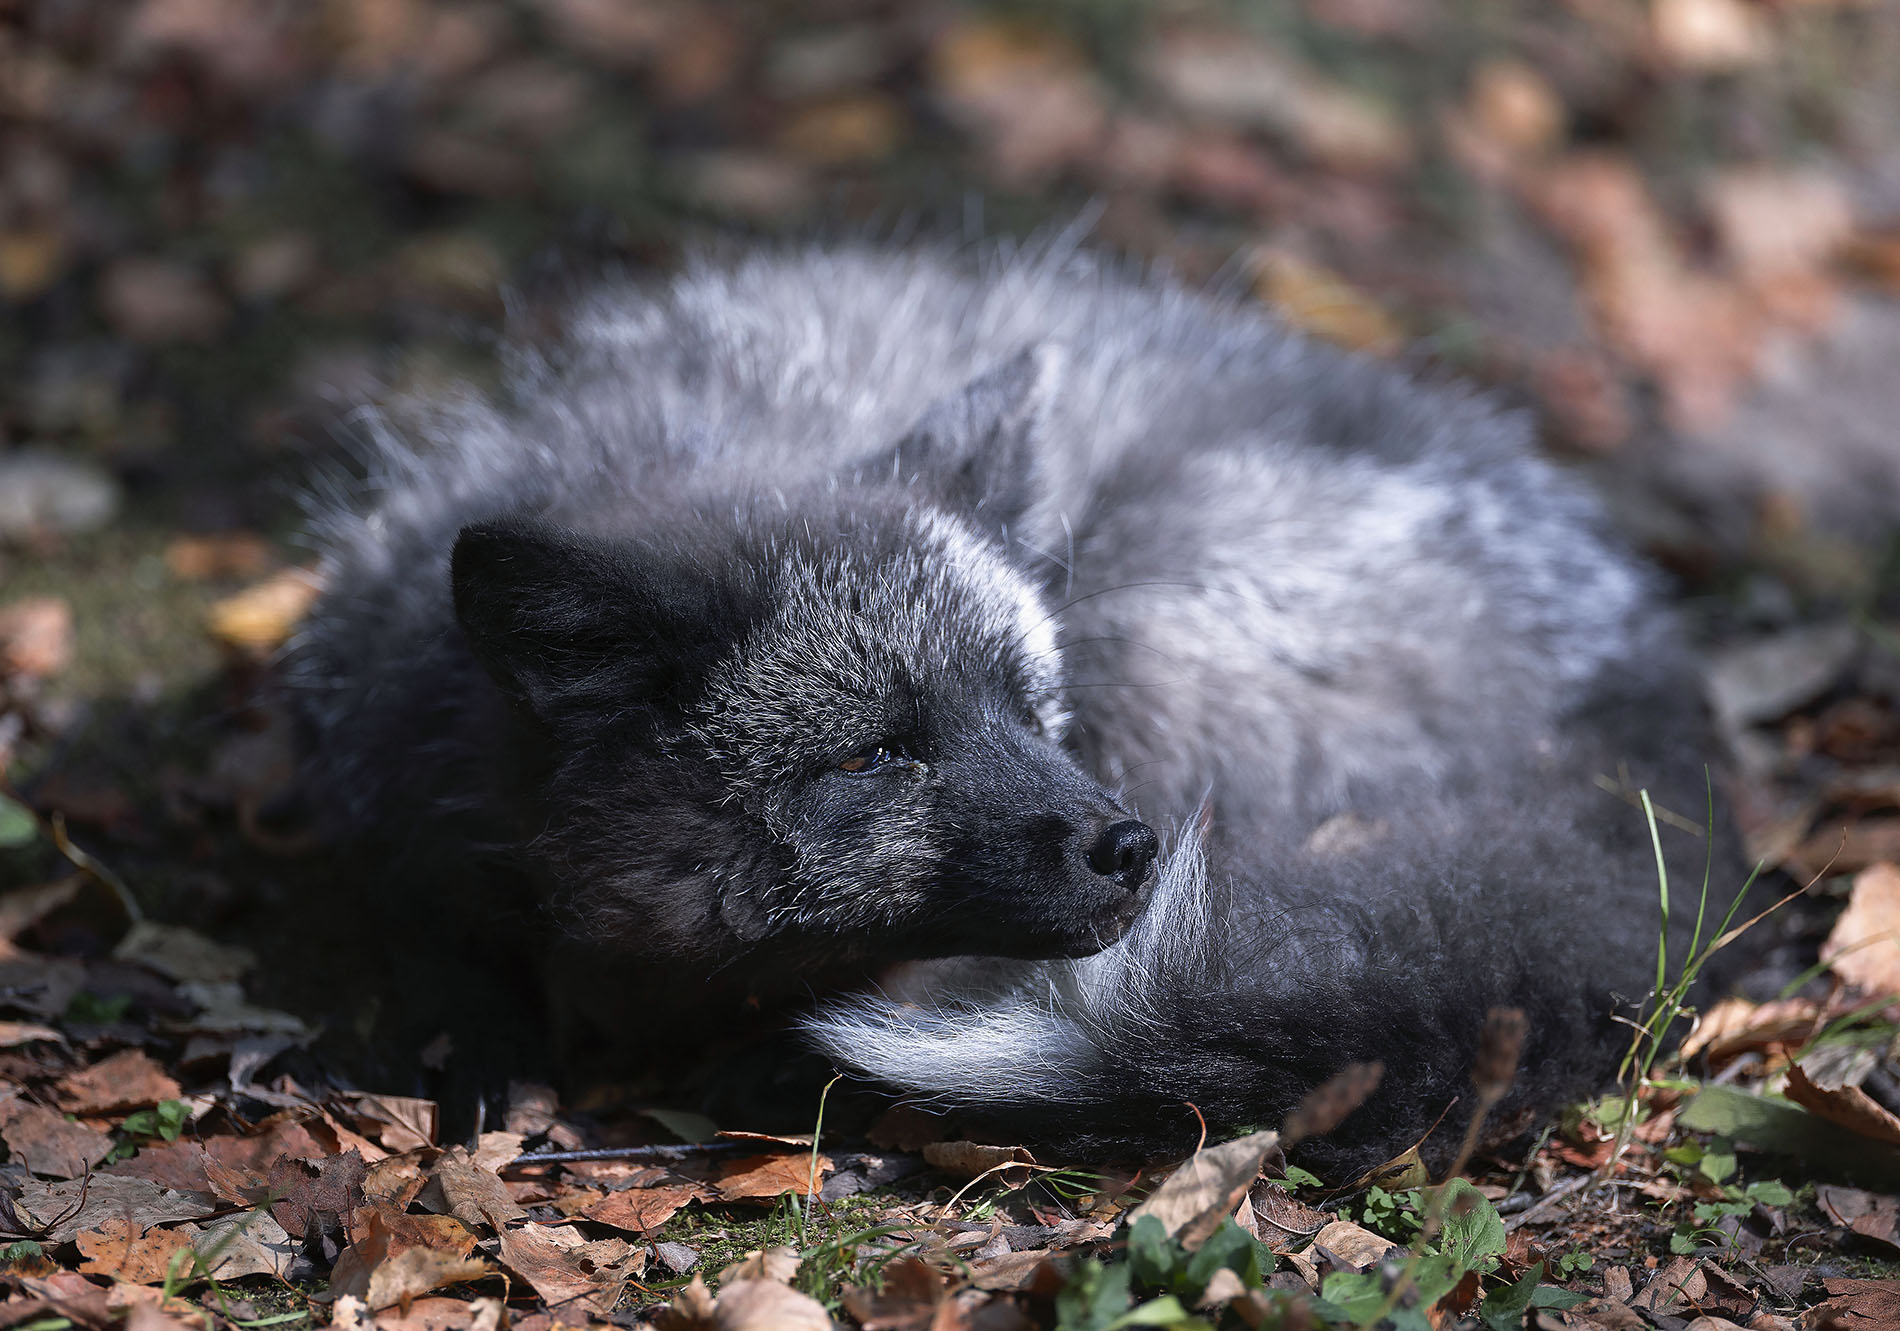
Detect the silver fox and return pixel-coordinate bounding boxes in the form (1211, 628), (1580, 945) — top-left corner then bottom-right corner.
(289, 240), (1736, 1172)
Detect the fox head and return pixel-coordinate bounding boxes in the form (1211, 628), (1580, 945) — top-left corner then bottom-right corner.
(448, 347), (1158, 978)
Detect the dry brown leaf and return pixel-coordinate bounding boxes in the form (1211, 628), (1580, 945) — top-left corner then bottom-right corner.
(1786, 1054), (1900, 1147)
(332, 1204), (483, 1304)
(581, 1182), (709, 1234)
(920, 1141), (1031, 1184)
(1464, 59), (1562, 156)
(0, 597), (73, 680)
(75, 1215), (194, 1284)
(844, 1256), (956, 1331)
(777, 95), (903, 167)
(1238, 1180), (1330, 1250)
(713, 1151), (832, 1201)
(55, 1049), (184, 1115)
(967, 1248), (1060, 1292)
(270, 1149), (368, 1241)
(206, 568), (323, 652)
(0, 1088), (114, 1178)
(1681, 996), (1825, 1063)
(162, 534), (273, 581)
(1806, 1280), (1900, 1330)
(0, 1020), (64, 1047)
(1253, 250), (1403, 356)
(15, 1174), (216, 1244)
(366, 1296), (506, 1331)
(712, 1277), (832, 1331)
(107, 1283), (213, 1329)
(928, 18), (1106, 183)
(1819, 1186), (1900, 1254)
(189, 1211), (297, 1282)
(114, 920), (253, 984)
(1825, 864), (1900, 997)
(471, 1131), (524, 1171)
(418, 1147), (526, 1230)
(1651, 0), (1768, 71)
(337, 1092), (439, 1153)
(1706, 169), (1853, 282)
(1126, 1130), (1279, 1250)
(497, 1223), (634, 1316)
(1311, 1218), (1398, 1271)
(338, 1242), (493, 1311)
(718, 1247), (801, 1285)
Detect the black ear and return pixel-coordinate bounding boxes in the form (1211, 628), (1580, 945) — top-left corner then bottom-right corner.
(867, 343), (1063, 549)
(450, 518), (714, 719)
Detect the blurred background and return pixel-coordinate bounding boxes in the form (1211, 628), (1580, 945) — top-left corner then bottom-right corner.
(2, 0), (1900, 894)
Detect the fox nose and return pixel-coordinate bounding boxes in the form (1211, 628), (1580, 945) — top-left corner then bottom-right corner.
(1086, 819), (1159, 891)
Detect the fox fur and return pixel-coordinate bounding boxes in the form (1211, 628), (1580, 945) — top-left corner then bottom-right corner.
(287, 239), (1740, 1175)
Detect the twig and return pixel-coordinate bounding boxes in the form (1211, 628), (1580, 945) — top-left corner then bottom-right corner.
(502, 1142), (751, 1167)
(1504, 1173), (1595, 1232)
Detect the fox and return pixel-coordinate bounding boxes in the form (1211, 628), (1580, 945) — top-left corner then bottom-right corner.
(286, 238), (1741, 1175)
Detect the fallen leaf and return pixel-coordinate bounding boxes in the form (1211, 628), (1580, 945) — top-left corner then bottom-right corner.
(75, 1215), (195, 1284)
(1786, 1049), (1900, 1147)
(114, 920), (254, 984)
(189, 1211), (296, 1281)
(844, 1257), (954, 1331)
(1464, 59), (1562, 156)
(0, 598), (73, 680)
(1705, 623), (1860, 735)
(1706, 169), (1853, 282)
(1681, 996), (1824, 1063)
(417, 1147), (526, 1229)
(581, 1183), (709, 1234)
(714, 1151), (833, 1202)
(1819, 1186), (1900, 1254)
(963, 1248), (1057, 1293)
(1238, 1180), (1329, 1250)
(270, 1148), (368, 1243)
(99, 258), (227, 343)
(712, 1277), (832, 1330)
(920, 1141), (1030, 1184)
(1253, 249), (1403, 355)
(15, 1174), (216, 1243)
(55, 1050), (184, 1115)
(0, 1088), (114, 1178)
(1126, 1130), (1279, 1250)
(1651, 0), (1768, 71)
(342, 1237), (494, 1306)
(162, 534), (274, 581)
(497, 1223), (633, 1315)
(336, 1092), (439, 1153)
(1310, 1218), (1398, 1272)
(718, 1247), (801, 1285)
(206, 568), (323, 652)
(1805, 1278), (1900, 1329)
(1824, 863), (1900, 998)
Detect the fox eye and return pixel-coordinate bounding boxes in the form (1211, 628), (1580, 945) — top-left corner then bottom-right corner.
(838, 742), (901, 775)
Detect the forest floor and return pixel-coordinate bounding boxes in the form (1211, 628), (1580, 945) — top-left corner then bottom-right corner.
(4, 1), (1900, 1327)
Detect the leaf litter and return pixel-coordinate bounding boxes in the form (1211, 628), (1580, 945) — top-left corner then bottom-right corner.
(4, 0), (1900, 1325)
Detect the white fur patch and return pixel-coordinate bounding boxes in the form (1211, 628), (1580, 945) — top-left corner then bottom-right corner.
(915, 510), (1068, 733)
(801, 826), (1210, 1104)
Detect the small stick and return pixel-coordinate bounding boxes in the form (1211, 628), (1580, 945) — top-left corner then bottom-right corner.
(504, 1142), (752, 1167)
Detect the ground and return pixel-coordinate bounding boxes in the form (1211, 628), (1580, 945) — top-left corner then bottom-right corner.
(3, 0), (1900, 1327)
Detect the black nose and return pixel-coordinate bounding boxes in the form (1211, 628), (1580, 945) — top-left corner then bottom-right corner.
(1085, 819), (1159, 890)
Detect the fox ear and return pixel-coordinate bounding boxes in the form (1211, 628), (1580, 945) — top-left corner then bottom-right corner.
(870, 343), (1064, 551)
(451, 518), (714, 718)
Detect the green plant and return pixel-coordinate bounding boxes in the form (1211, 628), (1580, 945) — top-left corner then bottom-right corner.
(1601, 781), (1793, 1180)
(107, 1098), (192, 1163)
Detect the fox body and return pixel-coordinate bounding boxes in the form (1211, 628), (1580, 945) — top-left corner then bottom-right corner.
(291, 242), (1731, 1172)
